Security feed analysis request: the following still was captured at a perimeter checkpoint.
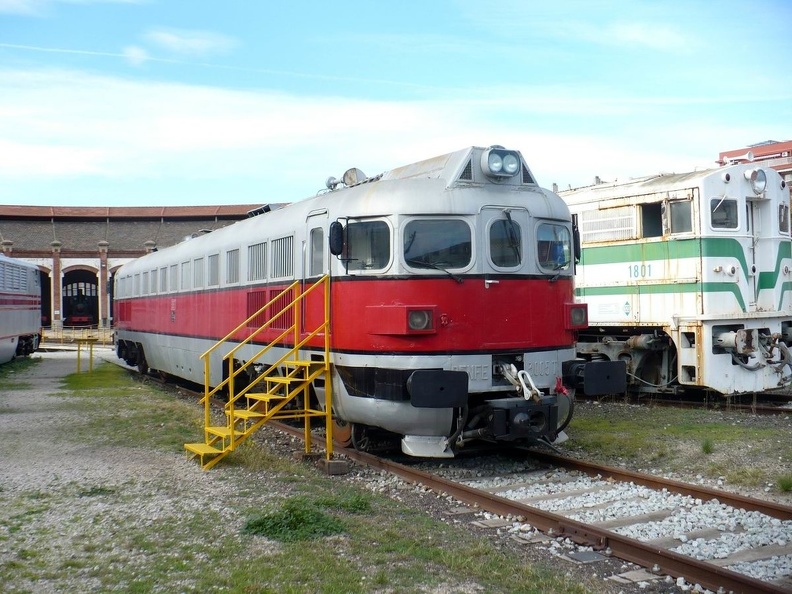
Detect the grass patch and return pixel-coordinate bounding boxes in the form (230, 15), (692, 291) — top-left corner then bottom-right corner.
(778, 474), (792, 492)
(702, 437), (714, 454)
(0, 356), (41, 389)
(78, 485), (117, 498)
(243, 495), (347, 542)
(566, 402), (792, 489)
(55, 362), (202, 451)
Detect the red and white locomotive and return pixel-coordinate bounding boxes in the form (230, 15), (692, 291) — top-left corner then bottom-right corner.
(114, 146), (623, 457)
(0, 254), (41, 365)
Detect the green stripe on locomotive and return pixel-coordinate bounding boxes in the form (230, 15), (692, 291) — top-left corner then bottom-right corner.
(574, 238), (792, 313)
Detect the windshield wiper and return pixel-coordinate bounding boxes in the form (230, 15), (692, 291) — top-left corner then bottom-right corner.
(504, 210), (521, 261)
(549, 260), (571, 282)
(405, 258), (463, 283)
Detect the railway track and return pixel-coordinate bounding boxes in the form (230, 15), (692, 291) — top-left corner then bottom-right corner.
(112, 360), (792, 592)
(274, 422), (792, 594)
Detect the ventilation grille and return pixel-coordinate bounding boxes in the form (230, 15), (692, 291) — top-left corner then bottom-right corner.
(522, 167), (535, 184)
(459, 160), (473, 181)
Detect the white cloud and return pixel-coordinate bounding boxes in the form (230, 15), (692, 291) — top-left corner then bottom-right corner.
(0, 67), (779, 204)
(0, 0), (46, 14)
(601, 22), (692, 52)
(122, 45), (148, 67)
(144, 28), (238, 57)
(0, 0), (144, 14)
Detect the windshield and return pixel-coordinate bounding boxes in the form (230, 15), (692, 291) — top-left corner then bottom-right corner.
(490, 218), (522, 267)
(345, 220), (391, 271)
(537, 223), (571, 271)
(403, 219), (471, 269)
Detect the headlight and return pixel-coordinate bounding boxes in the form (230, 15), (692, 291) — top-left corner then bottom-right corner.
(481, 147), (522, 178)
(744, 168), (767, 195)
(502, 153), (520, 174)
(565, 304), (588, 329)
(408, 309), (433, 331)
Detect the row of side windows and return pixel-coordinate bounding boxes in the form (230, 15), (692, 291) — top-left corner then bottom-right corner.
(120, 234), (297, 297)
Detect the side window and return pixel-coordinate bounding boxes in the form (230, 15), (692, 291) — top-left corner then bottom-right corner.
(711, 198), (738, 229)
(780, 204), (790, 234)
(208, 254), (220, 286)
(641, 202), (663, 238)
(310, 227), (324, 276)
(346, 221), (391, 271)
(490, 219), (521, 267)
(194, 257), (204, 289)
(180, 260), (191, 290)
(160, 267), (168, 293)
(537, 223), (571, 271)
(669, 200), (693, 234)
(169, 264), (178, 292)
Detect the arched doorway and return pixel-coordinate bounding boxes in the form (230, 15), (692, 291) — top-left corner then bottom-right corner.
(62, 269), (98, 327)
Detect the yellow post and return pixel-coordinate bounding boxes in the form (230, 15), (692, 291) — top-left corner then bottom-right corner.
(75, 338), (98, 373)
(324, 275), (333, 460)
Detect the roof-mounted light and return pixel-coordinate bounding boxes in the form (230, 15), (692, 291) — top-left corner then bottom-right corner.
(744, 168), (767, 195)
(481, 147), (521, 178)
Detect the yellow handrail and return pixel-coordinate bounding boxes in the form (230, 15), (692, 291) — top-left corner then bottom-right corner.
(197, 276), (332, 456)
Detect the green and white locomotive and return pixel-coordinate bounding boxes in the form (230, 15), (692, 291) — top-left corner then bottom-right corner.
(562, 163), (792, 395)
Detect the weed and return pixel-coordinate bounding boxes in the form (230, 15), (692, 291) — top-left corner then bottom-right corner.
(243, 496), (345, 542)
(702, 437), (714, 454)
(778, 474), (792, 492)
(78, 485), (117, 497)
(0, 356), (41, 389)
(315, 490), (373, 513)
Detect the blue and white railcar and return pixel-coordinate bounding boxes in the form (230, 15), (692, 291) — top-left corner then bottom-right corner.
(562, 164), (792, 395)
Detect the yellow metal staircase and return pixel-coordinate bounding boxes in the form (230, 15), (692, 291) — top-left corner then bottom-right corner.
(185, 276), (333, 470)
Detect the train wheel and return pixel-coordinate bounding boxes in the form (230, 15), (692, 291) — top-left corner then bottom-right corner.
(333, 419), (353, 448)
(136, 346), (149, 375)
(350, 424), (371, 452)
(556, 389), (575, 432)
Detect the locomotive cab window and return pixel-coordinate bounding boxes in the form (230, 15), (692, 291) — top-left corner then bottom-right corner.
(536, 223), (571, 271)
(710, 198), (738, 229)
(345, 220), (391, 271)
(640, 202), (662, 238)
(780, 204), (790, 234)
(403, 219), (471, 270)
(490, 218), (521, 268)
(668, 200), (692, 234)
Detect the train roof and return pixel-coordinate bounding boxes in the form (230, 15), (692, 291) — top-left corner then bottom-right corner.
(558, 168), (719, 205)
(116, 145), (567, 275)
(0, 253), (39, 270)
(558, 163), (784, 206)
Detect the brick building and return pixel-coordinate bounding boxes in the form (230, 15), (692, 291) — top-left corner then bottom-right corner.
(718, 139), (792, 188)
(0, 205), (260, 329)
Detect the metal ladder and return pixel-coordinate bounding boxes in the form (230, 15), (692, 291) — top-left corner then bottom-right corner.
(184, 276), (333, 470)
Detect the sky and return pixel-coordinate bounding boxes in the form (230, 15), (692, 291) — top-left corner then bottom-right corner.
(1, 0), (790, 207)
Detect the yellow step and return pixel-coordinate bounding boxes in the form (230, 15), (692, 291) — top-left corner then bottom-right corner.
(185, 443), (222, 456)
(247, 392), (286, 402)
(266, 376), (294, 385)
(228, 409), (266, 420)
(206, 426), (245, 438)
